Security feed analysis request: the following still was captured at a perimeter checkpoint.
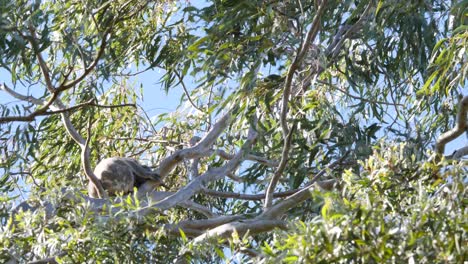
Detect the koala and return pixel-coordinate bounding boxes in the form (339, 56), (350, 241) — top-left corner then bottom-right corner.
(88, 157), (163, 198)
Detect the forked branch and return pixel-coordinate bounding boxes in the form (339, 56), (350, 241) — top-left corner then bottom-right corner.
(264, 0), (328, 209)
(138, 121), (258, 215)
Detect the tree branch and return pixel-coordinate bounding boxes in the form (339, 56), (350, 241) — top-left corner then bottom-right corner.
(0, 83), (44, 105)
(213, 149), (278, 167)
(202, 179), (336, 201)
(163, 215), (246, 234)
(83, 113), (107, 198)
(44, 100), (136, 115)
(436, 95), (468, 156)
(0, 83), (59, 124)
(11, 190), (216, 222)
(138, 123), (257, 214)
(174, 70), (205, 114)
(451, 146), (468, 159)
(261, 154), (347, 219)
(264, 1), (328, 209)
(4, 27), (109, 197)
(264, 124), (295, 208)
(59, 28), (111, 90)
(193, 219), (287, 244)
(27, 23), (55, 93)
(156, 109), (236, 178)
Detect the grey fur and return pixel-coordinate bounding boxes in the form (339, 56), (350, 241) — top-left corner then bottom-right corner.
(88, 157), (162, 198)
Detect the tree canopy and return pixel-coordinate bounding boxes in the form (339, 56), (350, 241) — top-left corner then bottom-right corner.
(0, 0), (466, 263)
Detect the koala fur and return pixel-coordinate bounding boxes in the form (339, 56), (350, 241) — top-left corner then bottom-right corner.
(88, 157), (162, 198)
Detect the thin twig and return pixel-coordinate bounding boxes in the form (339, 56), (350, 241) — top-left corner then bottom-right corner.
(317, 79), (404, 106)
(27, 23), (55, 93)
(60, 27), (112, 90)
(174, 70), (205, 113)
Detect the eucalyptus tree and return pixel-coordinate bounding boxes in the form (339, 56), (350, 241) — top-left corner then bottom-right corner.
(0, 0), (466, 263)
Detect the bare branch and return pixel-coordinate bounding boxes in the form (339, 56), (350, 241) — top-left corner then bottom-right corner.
(180, 200), (216, 218)
(264, 123), (295, 208)
(164, 215), (246, 233)
(138, 124), (258, 214)
(137, 188), (216, 218)
(202, 188), (297, 201)
(193, 219), (287, 244)
(436, 95), (468, 156)
(12, 190), (216, 222)
(213, 149), (278, 167)
(156, 109), (235, 178)
(0, 83), (44, 105)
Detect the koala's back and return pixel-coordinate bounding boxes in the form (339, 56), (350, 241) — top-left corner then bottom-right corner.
(89, 157), (135, 197)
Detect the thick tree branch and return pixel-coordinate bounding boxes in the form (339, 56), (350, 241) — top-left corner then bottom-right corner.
(193, 219), (287, 244)
(138, 124), (258, 215)
(213, 149), (278, 167)
(436, 95), (468, 156)
(451, 146), (468, 159)
(83, 114), (107, 198)
(156, 109), (235, 178)
(163, 215), (246, 235)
